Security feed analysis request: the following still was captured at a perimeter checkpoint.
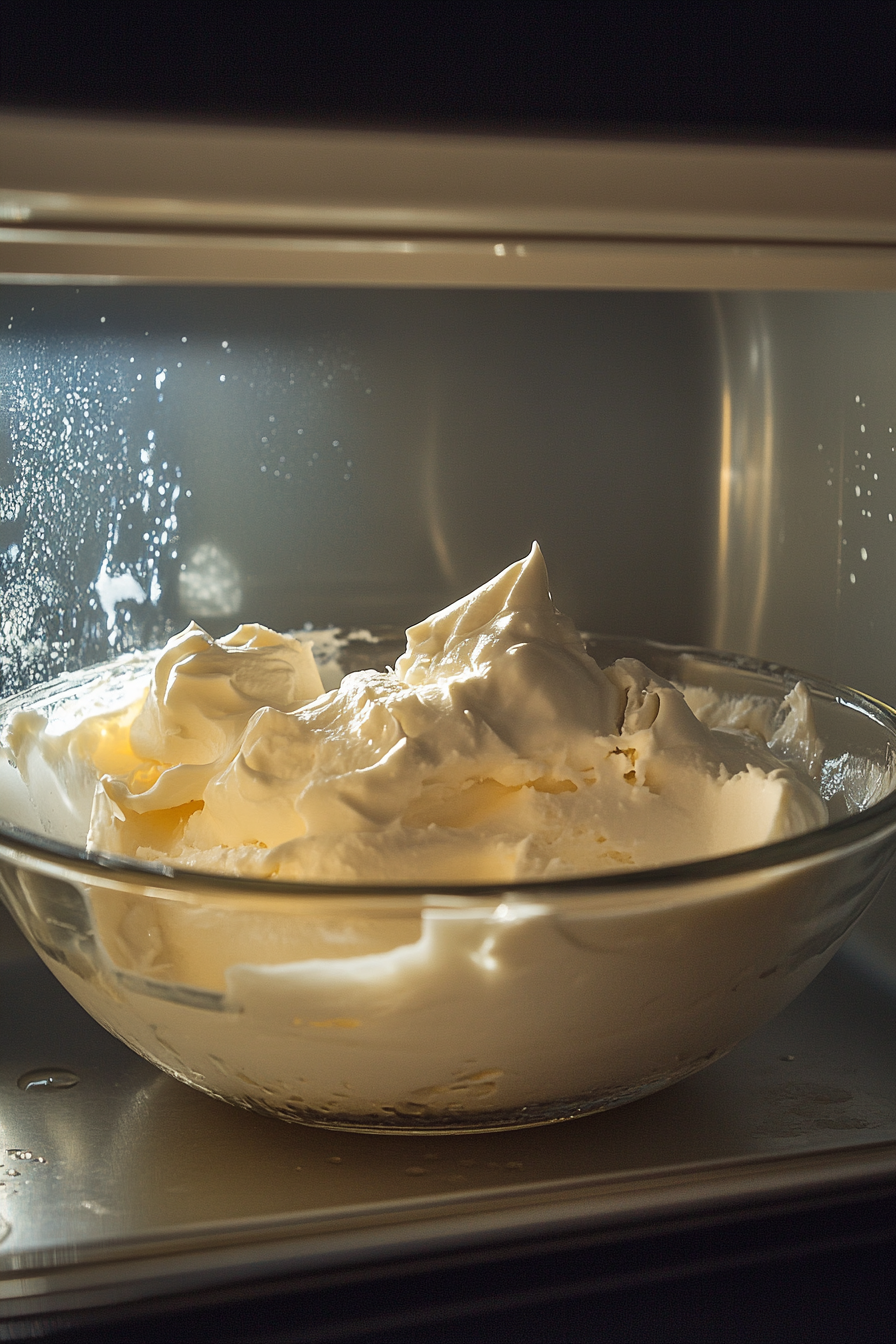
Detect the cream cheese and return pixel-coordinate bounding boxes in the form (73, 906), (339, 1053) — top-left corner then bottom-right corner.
(0, 547), (850, 1129)
(4, 544), (827, 881)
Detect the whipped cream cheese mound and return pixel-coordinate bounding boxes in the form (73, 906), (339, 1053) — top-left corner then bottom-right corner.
(4, 545), (827, 881)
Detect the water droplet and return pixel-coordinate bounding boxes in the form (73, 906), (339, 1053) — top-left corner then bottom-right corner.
(405, 1166), (428, 1176)
(6, 1171), (19, 1178)
(327, 1156), (342, 1165)
(17, 1069), (80, 1092)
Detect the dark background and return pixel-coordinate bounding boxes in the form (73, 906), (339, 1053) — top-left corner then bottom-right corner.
(2, 4), (895, 1340)
(1, 1), (894, 143)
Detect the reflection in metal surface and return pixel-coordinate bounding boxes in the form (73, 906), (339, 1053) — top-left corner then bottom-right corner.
(178, 541), (242, 619)
(706, 294), (896, 708)
(712, 294), (775, 656)
(419, 361), (457, 589)
(17, 1069), (79, 1091)
(712, 293), (733, 648)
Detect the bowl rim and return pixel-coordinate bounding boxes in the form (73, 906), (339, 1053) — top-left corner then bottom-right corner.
(1, 637), (896, 900)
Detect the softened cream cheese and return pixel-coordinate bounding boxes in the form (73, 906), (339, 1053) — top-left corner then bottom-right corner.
(0, 546), (840, 1127)
(3, 544), (828, 882)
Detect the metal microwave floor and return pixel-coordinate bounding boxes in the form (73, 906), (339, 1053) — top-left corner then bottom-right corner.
(0, 904), (894, 1324)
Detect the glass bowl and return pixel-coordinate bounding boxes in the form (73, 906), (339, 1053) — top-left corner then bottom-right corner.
(1, 635), (895, 1135)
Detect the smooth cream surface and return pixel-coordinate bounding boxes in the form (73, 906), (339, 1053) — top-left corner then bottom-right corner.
(3, 545), (827, 881)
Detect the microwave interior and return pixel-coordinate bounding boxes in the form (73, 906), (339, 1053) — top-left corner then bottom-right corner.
(1, 285), (894, 703)
(0, 281), (894, 1317)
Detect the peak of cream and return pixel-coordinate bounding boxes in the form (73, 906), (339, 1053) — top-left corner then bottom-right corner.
(130, 621), (324, 767)
(395, 544), (624, 764)
(5, 546), (828, 881)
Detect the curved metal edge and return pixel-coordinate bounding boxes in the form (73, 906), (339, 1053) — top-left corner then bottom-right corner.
(1, 1140), (894, 1320)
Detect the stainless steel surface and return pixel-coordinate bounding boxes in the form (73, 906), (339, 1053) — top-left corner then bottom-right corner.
(712, 292), (896, 707)
(0, 903), (893, 1318)
(2, 114), (895, 289)
(4, 114), (895, 243)
(2, 288), (894, 687)
(0, 286), (726, 675)
(6, 231), (896, 291)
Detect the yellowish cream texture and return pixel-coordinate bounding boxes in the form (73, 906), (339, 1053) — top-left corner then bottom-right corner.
(4, 546), (827, 881)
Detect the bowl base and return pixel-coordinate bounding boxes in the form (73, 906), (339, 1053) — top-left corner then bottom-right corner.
(168, 1070), (681, 1134)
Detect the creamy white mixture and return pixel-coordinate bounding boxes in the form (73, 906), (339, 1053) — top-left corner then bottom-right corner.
(0, 547), (841, 1127)
(3, 544), (826, 882)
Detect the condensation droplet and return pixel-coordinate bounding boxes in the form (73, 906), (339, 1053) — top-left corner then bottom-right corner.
(17, 1069), (80, 1091)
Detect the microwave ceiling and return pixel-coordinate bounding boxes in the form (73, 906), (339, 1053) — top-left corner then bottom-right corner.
(0, 115), (894, 289)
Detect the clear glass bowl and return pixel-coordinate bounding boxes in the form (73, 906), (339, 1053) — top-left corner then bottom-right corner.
(1, 636), (895, 1134)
